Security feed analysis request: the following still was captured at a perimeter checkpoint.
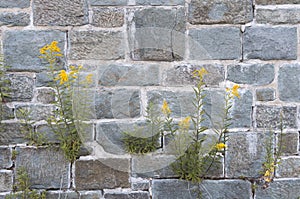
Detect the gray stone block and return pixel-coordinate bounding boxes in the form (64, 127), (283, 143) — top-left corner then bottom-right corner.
(98, 63), (160, 86)
(278, 63), (300, 102)
(75, 158), (130, 190)
(0, 12), (30, 26)
(227, 63), (274, 85)
(131, 179), (150, 191)
(0, 170), (13, 192)
(103, 192), (150, 199)
(33, 0), (88, 26)
(255, 179), (300, 199)
(135, 0), (184, 5)
(36, 72), (53, 87)
(79, 191), (102, 199)
(0, 123), (28, 145)
(3, 30), (65, 72)
(188, 0), (253, 24)
(69, 30), (124, 60)
(0, 0), (30, 8)
(257, 8), (300, 24)
(256, 88), (276, 101)
(277, 157), (300, 178)
(0, 104), (14, 120)
(5, 74), (34, 102)
(15, 147), (69, 189)
(0, 148), (12, 169)
(256, 0), (300, 4)
(226, 132), (272, 178)
(15, 104), (54, 121)
(89, 0), (127, 6)
(243, 27), (297, 60)
(92, 7), (124, 28)
(36, 88), (55, 104)
(127, 7), (185, 61)
(45, 191), (79, 199)
(163, 64), (224, 86)
(189, 27), (241, 60)
(279, 132), (299, 155)
(255, 105), (297, 129)
(95, 88), (140, 119)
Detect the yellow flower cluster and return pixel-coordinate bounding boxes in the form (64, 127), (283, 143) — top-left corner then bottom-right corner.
(40, 41), (62, 56)
(179, 116), (191, 130)
(226, 84), (240, 98)
(161, 100), (171, 116)
(263, 163), (275, 183)
(55, 65), (86, 85)
(192, 67), (208, 80)
(215, 142), (227, 150)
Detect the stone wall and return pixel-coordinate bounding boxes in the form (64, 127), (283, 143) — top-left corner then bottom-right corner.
(0, 0), (300, 198)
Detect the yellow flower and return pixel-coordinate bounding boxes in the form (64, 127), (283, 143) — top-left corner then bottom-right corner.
(216, 143), (227, 150)
(49, 41), (61, 53)
(227, 84), (240, 98)
(57, 70), (68, 85)
(39, 45), (49, 54)
(161, 100), (171, 116)
(39, 41), (62, 56)
(86, 74), (93, 84)
(264, 170), (271, 177)
(192, 67), (208, 79)
(179, 116), (191, 130)
(264, 177), (272, 183)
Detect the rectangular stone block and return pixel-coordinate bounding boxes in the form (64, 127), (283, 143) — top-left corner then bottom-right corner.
(278, 132), (299, 155)
(135, 0), (184, 5)
(256, 88), (276, 101)
(35, 88), (55, 104)
(92, 7), (124, 28)
(3, 30), (65, 72)
(127, 7), (185, 61)
(89, 0), (127, 6)
(103, 191), (150, 199)
(15, 147), (70, 189)
(243, 27), (297, 60)
(98, 63), (160, 86)
(0, 104), (14, 120)
(0, 0), (30, 8)
(276, 157), (300, 178)
(5, 74), (34, 102)
(0, 148), (12, 169)
(255, 179), (300, 199)
(227, 63), (275, 85)
(45, 191), (79, 199)
(33, 0), (88, 26)
(36, 72), (53, 87)
(256, 0), (300, 4)
(257, 8), (300, 24)
(0, 12), (30, 26)
(16, 104), (54, 121)
(188, 0), (253, 24)
(80, 191), (102, 199)
(189, 27), (241, 60)
(0, 170), (13, 192)
(131, 178), (150, 191)
(69, 30), (124, 60)
(0, 123), (28, 145)
(75, 158), (130, 190)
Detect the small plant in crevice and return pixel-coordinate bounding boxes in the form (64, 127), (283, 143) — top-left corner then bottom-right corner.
(0, 54), (11, 124)
(5, 167), (46, 199)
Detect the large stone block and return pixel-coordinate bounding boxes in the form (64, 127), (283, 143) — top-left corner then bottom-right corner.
(256, 0), (300, 4)
(35, 88), (55, 104)
(0, 104), (14, 120)
(255, 179), (300, 199)
(189, 27), (241, 60)
(255, 105), (297, 129)
(75, 158), (130, 190)
(135, 0), (184, 5)
(69, 31), (124, 60)
(127, 7), (185, 61)
(3, 30), (65, 72)
(95, 88), (140, 119)
(243, 27), (297, 60)
(36, 72), (53, 87)
(33, 0), (88, 26)
(256, 88), (276, 101)
(0, 0), (30, 8)
(278, 63), (300, 102)
(98, 63), (160, 86)
(188, 0), (253, 24)
(15, 147), (69, 189)
(227, 63), (274, 85)
(45, 191), (79, 199)
(226, 132), (272, 178)
(89, 0), (127, 6)
(92, 7), (124, 28)
(103, 191), (150, 199)
(0, 171), (12, 192)
(80, 191), (102, 199)
(0, 12), (30, 26)
(0, 123), (28, 145)
(15, 104), (54, 121)
(0, 148), (12, 169)
(276, 157), (300, 178)
(257, 8), (300, 24)
(279, 132), (299, 155)
(163, 64), (224, 86)
(5, 74), (34, 102)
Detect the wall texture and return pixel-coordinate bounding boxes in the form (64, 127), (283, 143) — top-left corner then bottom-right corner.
(0, 0), (300, 198)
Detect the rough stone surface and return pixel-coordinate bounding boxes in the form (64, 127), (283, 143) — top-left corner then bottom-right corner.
(95, 89), (140, 119)
(163, 64), (224, 86)
(89, 0), (127, 6)
(136, 0), (184, 5)
(3, 30), (65, 71)
(0, 148), (12, 169)
(256, 0), (300, 4)
(128, 7), (185, 61)
(189, 27), (241, 60)
(256, 88), (276, 101)
(255, 105), (297, 129)
(45, 192), (79, 199)
(257, 8), (300, 24)
(80, 191), (102, 199)
(279, 132), (299, 155)
(75, 159), (130, 190)
(0, 171), (12, 192)
(36, 88), (55, 104)
(0, 12), (30, 26)
(5, 74), (34, 102)
(98, 64), (160, 86)
(15, 147), (69, 189)
(15, 104), (54, 121)
(103, 192), (150, 199)
(36, 72), (53, 87)
(255, 179), (300, 199)
(188, 0), (253, 24)
(92, 8), (124, 28)
(226, 132), (271, 178)
(0, 104), (14, 120)
(0, 123), (28, 145)
(69, 31), (124, 60)
(33, 0), (88, 26)
(277, 157), (300, 178)
(0, 0), (30, 8)
(243, 27), (297, 60)
(131, 179), (150, 191)
(227, 63), (275, 85)
(278, 63), (300, 102)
